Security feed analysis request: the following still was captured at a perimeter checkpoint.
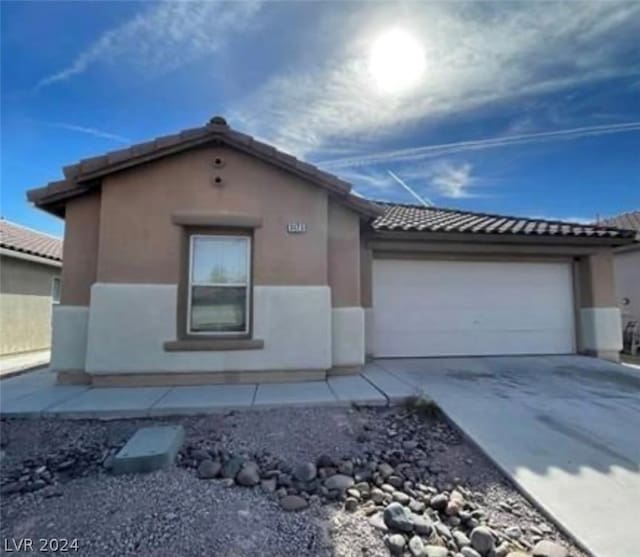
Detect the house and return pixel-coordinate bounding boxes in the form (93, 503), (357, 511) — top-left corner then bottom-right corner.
(26, 116), (636, 386)
(597, 211), (640, 335)
(0, 219), (62, 358)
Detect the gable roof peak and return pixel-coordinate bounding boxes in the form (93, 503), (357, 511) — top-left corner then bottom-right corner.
(26, 116), (383, 219)
(208, 115), (228, 127)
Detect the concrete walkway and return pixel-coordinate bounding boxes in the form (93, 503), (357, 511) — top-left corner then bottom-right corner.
(0, 349), (50, 379)
(373, 355), (640, 557)
(0, 365), (419, 419)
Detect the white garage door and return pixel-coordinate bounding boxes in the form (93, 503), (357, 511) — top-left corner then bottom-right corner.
(372, 259), (575, 357)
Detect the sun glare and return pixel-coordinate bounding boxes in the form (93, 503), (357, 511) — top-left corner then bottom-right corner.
(369, 28), (426, 95)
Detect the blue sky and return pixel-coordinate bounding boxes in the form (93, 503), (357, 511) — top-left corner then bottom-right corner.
(1, 1), (639, 237)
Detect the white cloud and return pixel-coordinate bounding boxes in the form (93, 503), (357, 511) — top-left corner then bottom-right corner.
(431, 162), (474, 198)
(36, 1), (262, 88)
(233, 2), (640, 156)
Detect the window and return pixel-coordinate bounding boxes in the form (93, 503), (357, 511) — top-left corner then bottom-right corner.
(51, 277), (61, 304)
(187, 235), (251, 335)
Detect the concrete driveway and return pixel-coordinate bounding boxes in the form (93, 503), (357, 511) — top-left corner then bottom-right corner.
(372, 355), (640, 557)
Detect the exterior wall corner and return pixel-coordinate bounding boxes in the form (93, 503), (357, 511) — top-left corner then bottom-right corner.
(50, 305), (89, 373)
(331, 306), (365, 367)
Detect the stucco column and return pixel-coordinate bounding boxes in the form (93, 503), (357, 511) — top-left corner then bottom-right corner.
(360, 243), (374, 357)
(576, 252), (622, 361)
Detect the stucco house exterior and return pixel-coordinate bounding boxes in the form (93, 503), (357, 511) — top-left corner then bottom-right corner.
(0, 219), (62, 357)
(27, 116), (636, 387)
(598, 211), (640, 333)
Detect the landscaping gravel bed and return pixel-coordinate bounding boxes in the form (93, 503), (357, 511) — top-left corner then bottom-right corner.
(0, 404), (585, 557)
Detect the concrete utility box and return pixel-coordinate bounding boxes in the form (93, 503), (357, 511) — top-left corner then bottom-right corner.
(111, 425), (185, 475)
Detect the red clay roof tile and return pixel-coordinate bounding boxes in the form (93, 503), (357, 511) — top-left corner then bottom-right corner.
(371, 202), (635, 240)
(0, 219), (62, 262)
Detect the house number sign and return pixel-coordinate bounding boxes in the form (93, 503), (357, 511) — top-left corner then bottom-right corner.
(287, 222), (307, 233)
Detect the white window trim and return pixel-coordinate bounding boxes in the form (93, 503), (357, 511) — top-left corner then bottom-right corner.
(187, 234), (251, 336)
(51, 276), (61, 304)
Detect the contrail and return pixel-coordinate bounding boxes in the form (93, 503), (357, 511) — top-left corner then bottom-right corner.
(42, 122), (130, 144)
(387, 171), (433, 207)
(319, 122), (640, 169)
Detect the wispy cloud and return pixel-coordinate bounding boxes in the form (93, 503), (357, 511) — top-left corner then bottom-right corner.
(233, 2), (640, 156)
(43, 122), (130, 144)
(319, 121), (640, 169)
(431, 162), (474, 199)
(36, 1), (262, 89)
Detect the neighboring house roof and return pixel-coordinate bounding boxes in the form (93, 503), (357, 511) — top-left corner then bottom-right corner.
(27, 116), (382, 219)
(0, 219), (63, 262)
(372, 202), (637, 240)
(597, 210), (640, 239)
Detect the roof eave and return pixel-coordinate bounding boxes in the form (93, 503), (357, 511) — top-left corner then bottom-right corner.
(0, 246), (62, 267)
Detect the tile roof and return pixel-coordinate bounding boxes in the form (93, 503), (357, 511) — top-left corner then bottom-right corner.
(597, 211), (640, 238)
(27, 116), (382, 219)
(372, 202), (637, 239)
(23, 115), (636, 245)
(0, 219), (63, 262)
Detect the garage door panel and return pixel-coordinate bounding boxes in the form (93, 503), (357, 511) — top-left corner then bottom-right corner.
(372, 259), (575, 357)
(375, 329), (574, 357)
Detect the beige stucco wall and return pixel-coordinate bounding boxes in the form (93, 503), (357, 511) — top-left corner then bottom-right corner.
(360, 242), (373, 308)
(328, 200), (360, 307)
(577, 252), (617, 308)
(614, 248), (640, 327)
(0, 255), (60, 356)
(573, 252), (621, 359)
(51, 144), (371, 381)
(60, 191), (100, 306)
(96, 146), (334, 287)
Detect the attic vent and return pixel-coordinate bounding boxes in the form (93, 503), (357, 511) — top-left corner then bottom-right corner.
(212, 157), (225, 168)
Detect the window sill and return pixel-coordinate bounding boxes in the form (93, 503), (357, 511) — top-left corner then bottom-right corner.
(163, 338), (264, 352)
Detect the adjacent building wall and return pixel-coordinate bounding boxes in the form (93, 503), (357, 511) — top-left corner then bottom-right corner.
(613, 247), (640, 329)
(0, 255), (60, 356)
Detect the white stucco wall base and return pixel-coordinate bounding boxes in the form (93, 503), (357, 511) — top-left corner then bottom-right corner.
(84, 283), (332, 374)
(331, 307), (365, 367)
(51, 305), (89, 372)
(579, 307), (623, 360)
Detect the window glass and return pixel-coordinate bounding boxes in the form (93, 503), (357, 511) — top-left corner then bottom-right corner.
(51, 277), (61, 304)
(192, 237), (247, 284)
(188, 235), (250, 334)
(190, 286), (247, 332)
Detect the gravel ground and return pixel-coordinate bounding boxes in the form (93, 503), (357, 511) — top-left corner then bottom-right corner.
(0, 405), (586, 557)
